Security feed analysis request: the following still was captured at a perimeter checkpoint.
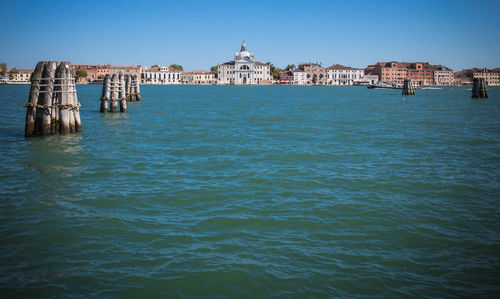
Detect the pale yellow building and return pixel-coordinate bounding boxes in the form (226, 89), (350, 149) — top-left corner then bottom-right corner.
(181, 70), (216, 85)
(109, 65), (143, 81)
(7, 69), (33, 84)
(434, 69), (454, 85)
(473, 71), (500, 86)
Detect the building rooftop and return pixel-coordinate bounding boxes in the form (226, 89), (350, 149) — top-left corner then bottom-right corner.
(327, 64), (362, 70)
(6, 69), (33, 73)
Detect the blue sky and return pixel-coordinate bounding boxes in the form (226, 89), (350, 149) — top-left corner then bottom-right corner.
(3, 0), (500, 71)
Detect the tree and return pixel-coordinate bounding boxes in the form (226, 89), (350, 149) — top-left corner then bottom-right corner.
(285, 64), (296, 71)
(98, 74), (105, 79)
(75, 69), (87, 78)
(266, 62), (282, 80)
(169, 64), (183, 71)
(210, 65), (218, 78)
(8, 68), (18, 80)
(151, 64), (159, 68)
(0, 62), (6, 76)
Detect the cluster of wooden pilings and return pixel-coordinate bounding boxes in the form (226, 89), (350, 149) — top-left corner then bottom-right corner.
(25, 61), (82, 137)
(100, 74), (141, 113)
(402, 79), (415, 95)
(472, 78), (488, 98)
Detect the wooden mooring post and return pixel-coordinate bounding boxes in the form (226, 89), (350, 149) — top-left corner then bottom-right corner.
(101, 74), (142, 112)
(100, 74), (110, 112)
(402, 79), (415, 96)
(126, 75), (141, 101)
(472, 78), (488, 98)
(135, 75), (142, 101)
(119, 74), (127, 112)
(109, 74), (118, 112)
(24, 61), (81, 137)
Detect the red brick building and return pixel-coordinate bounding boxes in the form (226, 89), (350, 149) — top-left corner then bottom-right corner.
(278, 71), (293, 84)
(72, 64), (110, 83)
(366, 61), (453, 86)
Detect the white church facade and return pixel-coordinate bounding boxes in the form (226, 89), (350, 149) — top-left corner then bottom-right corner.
(217, 41), (272, 85)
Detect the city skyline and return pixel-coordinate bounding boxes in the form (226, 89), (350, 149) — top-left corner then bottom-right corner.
(3, 0), (500, 71)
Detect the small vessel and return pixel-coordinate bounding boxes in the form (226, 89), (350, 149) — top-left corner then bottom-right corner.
(367, 82), (394, 89)
(368, 81), (420, 90)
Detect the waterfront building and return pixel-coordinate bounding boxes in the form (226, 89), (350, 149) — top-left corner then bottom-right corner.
(109, 65), (143, 82)
(368, 61), (453, 86)
(362, 75), (379, 85)
(326, 64), (364, 85)
(217, 41), (272, 85)
(433, 66), (454, 85)
(72, 64), (110, 84)
(144, 66), (182, 84)
(407, 63), (434, 86)
(181, 70), (216, 85)
(473, 70), (500, 86)
(292, 69), (307, 85)
(6, 69), (33, 84)
(297, 63), (327, 85)
(278, 71), (293, 84)
(380, 62), (409, 85)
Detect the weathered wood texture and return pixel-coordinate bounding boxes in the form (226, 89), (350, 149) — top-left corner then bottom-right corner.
(100, 75), (110, 113)
(472, 78), (488, 98)
(125, 75), (141, 101)
(24, 61), (81, 137)
(25, 61), (46, 137)
(135, 76), (142, 101)
(119, 74), (127, 112)
(100, 73), (138, 112)
(109, 74), (118, 112)
(402, 79), (415, 96)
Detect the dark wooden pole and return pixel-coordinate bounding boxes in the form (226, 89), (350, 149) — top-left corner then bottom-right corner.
(125, 75), (132, 101)
(25, 61), (46, 137)
(480, 78), (488, 98)
(135, 75), (142, 101)
(402, 79), (415, 95)
(100, 74), (110, 112)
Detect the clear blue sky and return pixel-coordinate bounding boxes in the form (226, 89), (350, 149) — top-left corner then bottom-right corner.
(3, 0), (500, 71)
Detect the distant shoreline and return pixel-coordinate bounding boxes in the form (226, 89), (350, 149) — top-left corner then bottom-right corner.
(0, 83), (480, 87)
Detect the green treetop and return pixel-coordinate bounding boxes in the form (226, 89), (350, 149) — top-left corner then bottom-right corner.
(0, 62), (7, 76)
(210, 65), (218, 78)
(169, 64), (183, 71)
(75, 69), (88, 78)
(266, 62), (282, 80)
(8, 68), (18, 80)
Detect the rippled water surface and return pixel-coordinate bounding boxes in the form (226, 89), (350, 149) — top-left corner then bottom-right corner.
(1, 85), (500, 297)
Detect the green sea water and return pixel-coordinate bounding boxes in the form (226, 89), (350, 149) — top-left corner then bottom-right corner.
(1, 85), (499, 297)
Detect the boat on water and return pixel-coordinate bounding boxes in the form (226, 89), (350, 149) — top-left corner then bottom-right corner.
(367, 82), (398, 89)
(368, 81), (421, 90)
